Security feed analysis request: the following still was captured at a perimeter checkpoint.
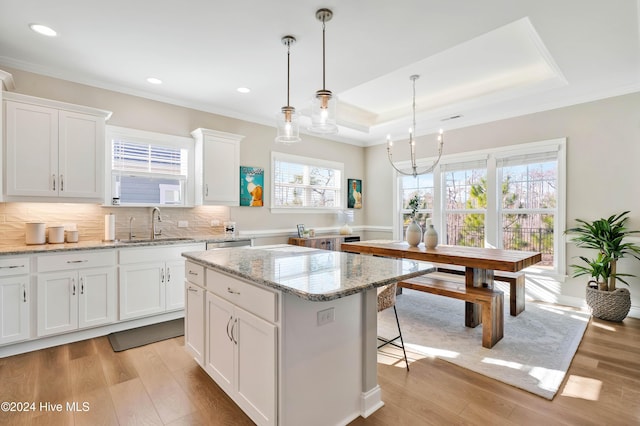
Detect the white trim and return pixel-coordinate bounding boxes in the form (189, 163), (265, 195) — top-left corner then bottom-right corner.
(360, 385), (384, 418)
(3, 91), (111, 119)
(0, 69), (15, 91)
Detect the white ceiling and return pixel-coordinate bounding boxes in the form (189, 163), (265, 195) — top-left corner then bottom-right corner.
(1, 0), (639, 146)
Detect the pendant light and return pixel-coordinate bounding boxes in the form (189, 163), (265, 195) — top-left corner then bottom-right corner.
(275, 35), (302, 143)
(387, 75), (444, 177)
(309, 8), (338, 134)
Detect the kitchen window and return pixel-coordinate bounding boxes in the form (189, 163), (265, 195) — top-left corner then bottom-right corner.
(271, 152), (343, 212)
(106, 126), (195, 206)
(395, 138), (565, 275)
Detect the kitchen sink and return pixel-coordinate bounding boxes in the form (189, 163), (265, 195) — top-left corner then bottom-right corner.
(117, 237), (196, 244)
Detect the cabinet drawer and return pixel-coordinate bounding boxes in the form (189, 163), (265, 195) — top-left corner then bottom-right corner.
(118, 243), (206, 264)
(185, 261), (204, 287)
(37, 250), (115, 272)
(0, 257), (30, 276)
(206, 269), (277, 323)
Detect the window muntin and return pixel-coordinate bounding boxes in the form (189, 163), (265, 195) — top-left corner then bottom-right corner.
(272, 153), (343, 210)
(400, 174), (434, 233)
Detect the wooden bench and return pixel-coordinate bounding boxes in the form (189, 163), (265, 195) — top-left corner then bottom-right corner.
(435, 266), (525, 317)
(398, 275), (504, 349)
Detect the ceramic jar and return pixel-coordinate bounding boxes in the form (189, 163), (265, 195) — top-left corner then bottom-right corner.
(406, 220), (422, 247)
(424, 224), (438, 249)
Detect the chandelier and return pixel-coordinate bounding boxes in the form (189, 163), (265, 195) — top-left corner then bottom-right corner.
(275, 35), (301, 143)
(308, 8), (338, 134)
(387, 75), (444, 177)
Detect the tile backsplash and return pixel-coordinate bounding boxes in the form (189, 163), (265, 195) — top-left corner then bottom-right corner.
(0, 203), (230, 246)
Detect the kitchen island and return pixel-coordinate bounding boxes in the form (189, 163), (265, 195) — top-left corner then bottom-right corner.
(182, 245), (435, 426)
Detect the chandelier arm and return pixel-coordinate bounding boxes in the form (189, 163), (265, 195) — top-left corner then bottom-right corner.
(387, 147), (418, 177)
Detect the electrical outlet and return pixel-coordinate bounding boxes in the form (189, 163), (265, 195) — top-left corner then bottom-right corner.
(211, 219), (220, 226)
(317, 307), (335, 326)
(178, 220), (188, 228)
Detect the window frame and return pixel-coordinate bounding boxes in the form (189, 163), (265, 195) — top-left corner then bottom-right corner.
(394, 138), (566, 277)
(270, 152), (344, 213)
(105, 125), (195, 207)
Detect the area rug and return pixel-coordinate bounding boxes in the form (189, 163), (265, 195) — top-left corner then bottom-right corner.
(378, 289), (590, 399)
(108, 318), (184, 352)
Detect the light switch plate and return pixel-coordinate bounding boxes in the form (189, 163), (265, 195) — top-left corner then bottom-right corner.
(178, 220), (188, 228)
(317, 307), (335, 326)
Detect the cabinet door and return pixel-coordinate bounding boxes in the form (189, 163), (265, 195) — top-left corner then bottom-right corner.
(203, 136), (239, 205)
(5, 101), (58, 197)
(165, 260), (185, 311)
(234, 307), (277, 426)
(58, 111), (104, 199)
(37, 271), (77, 336)
(119, 262), (165, 320)
(205, 292), (235, 394)
(78, 267), (116, 329)
(0, 276), (30, 344)
(185, 281), (205, 365)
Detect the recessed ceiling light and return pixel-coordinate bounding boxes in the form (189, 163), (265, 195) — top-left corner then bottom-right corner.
(146, 77), (163, 85)
(237, 87), (251, 94)
(29, 24), (57, 37)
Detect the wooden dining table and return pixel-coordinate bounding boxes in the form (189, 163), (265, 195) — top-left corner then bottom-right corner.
(341, 240), (542, 329)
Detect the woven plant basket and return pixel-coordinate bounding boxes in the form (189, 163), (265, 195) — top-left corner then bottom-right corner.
(585, 286), (631, 322)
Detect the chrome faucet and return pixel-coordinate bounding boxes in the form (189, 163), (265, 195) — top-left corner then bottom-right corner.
(150, 207), (162, 239)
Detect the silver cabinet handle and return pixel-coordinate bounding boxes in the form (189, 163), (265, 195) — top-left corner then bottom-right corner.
(187, 286), (199, 293)
(80, 276), (84, 295)
(205, 184), (209, 197)
(72, 278), (76, 296)
(52, 174), (56, 191)
(0, 265), (24, 269)
(23, 284), (27, 303)
(188, 270), (199, 276)
(226, 316), (233, 342)
(167, 267), (171, 283)
(67, 260), (88, 264)
(227, 287), (240, 295)
(60, 174), (64, 191)
(161, 268), (165, 283)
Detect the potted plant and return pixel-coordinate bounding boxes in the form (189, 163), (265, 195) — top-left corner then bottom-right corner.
(565, 211), (640, 321)
(405, 195), (422, 247)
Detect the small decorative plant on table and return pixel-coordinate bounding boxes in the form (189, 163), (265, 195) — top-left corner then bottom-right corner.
(565, 211), (640, 321)
(406, 195), (422, 247)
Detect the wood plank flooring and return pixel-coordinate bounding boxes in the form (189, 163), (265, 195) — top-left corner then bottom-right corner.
(0, 314), (638, 425)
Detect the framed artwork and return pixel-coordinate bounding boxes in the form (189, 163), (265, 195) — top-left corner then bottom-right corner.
(240, 166), (264, 207)
(297, 224), (305, 238)
(347, 178), (362, 209)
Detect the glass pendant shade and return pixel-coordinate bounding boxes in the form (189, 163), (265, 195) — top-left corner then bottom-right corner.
(275, 106), (301, 143)
(309, 89), (337, 134)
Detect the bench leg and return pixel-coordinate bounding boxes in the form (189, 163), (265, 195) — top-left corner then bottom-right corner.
(511, 275), (525, 316)
(481, 295), (504, 349)
(464, 267), (493, 328)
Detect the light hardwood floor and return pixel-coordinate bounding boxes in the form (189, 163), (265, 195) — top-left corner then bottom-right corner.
(0, 314), (638, 426)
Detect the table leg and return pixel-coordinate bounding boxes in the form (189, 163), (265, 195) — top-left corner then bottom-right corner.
(464, 267), (494, 328)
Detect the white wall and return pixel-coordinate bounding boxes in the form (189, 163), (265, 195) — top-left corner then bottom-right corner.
(365, 92), (640, 316)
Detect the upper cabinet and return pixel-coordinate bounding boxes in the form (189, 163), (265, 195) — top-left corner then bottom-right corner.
(192, 128), (243, 206)
(3, 92), (111, 202)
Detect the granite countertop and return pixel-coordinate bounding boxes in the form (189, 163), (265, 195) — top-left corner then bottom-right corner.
(182, 244), (436, 301)
(0, 235), (252, 256)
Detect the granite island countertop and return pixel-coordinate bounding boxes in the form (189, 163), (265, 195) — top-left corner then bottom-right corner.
(0, 235), (252, 256)
(182, 244), (436, 301)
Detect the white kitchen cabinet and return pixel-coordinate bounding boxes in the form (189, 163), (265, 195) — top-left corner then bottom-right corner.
(184, 261), (205, 366)
(192, 128), (244, 206)
(36, 250), (116, 337)
(3, 92), (111, 201)
(206, 291), (277, 426)
(0, 257), (30, 345)
(203, 269), (277, 426)
(118, 243), (205, 320)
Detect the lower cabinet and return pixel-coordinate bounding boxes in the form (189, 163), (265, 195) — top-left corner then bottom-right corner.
(184, 264), (278, 426)
(118, 244), (204, 320)
(205, 292), (277, 426)
(36, 253), (116, 337)
(0, 257), (30, 345)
